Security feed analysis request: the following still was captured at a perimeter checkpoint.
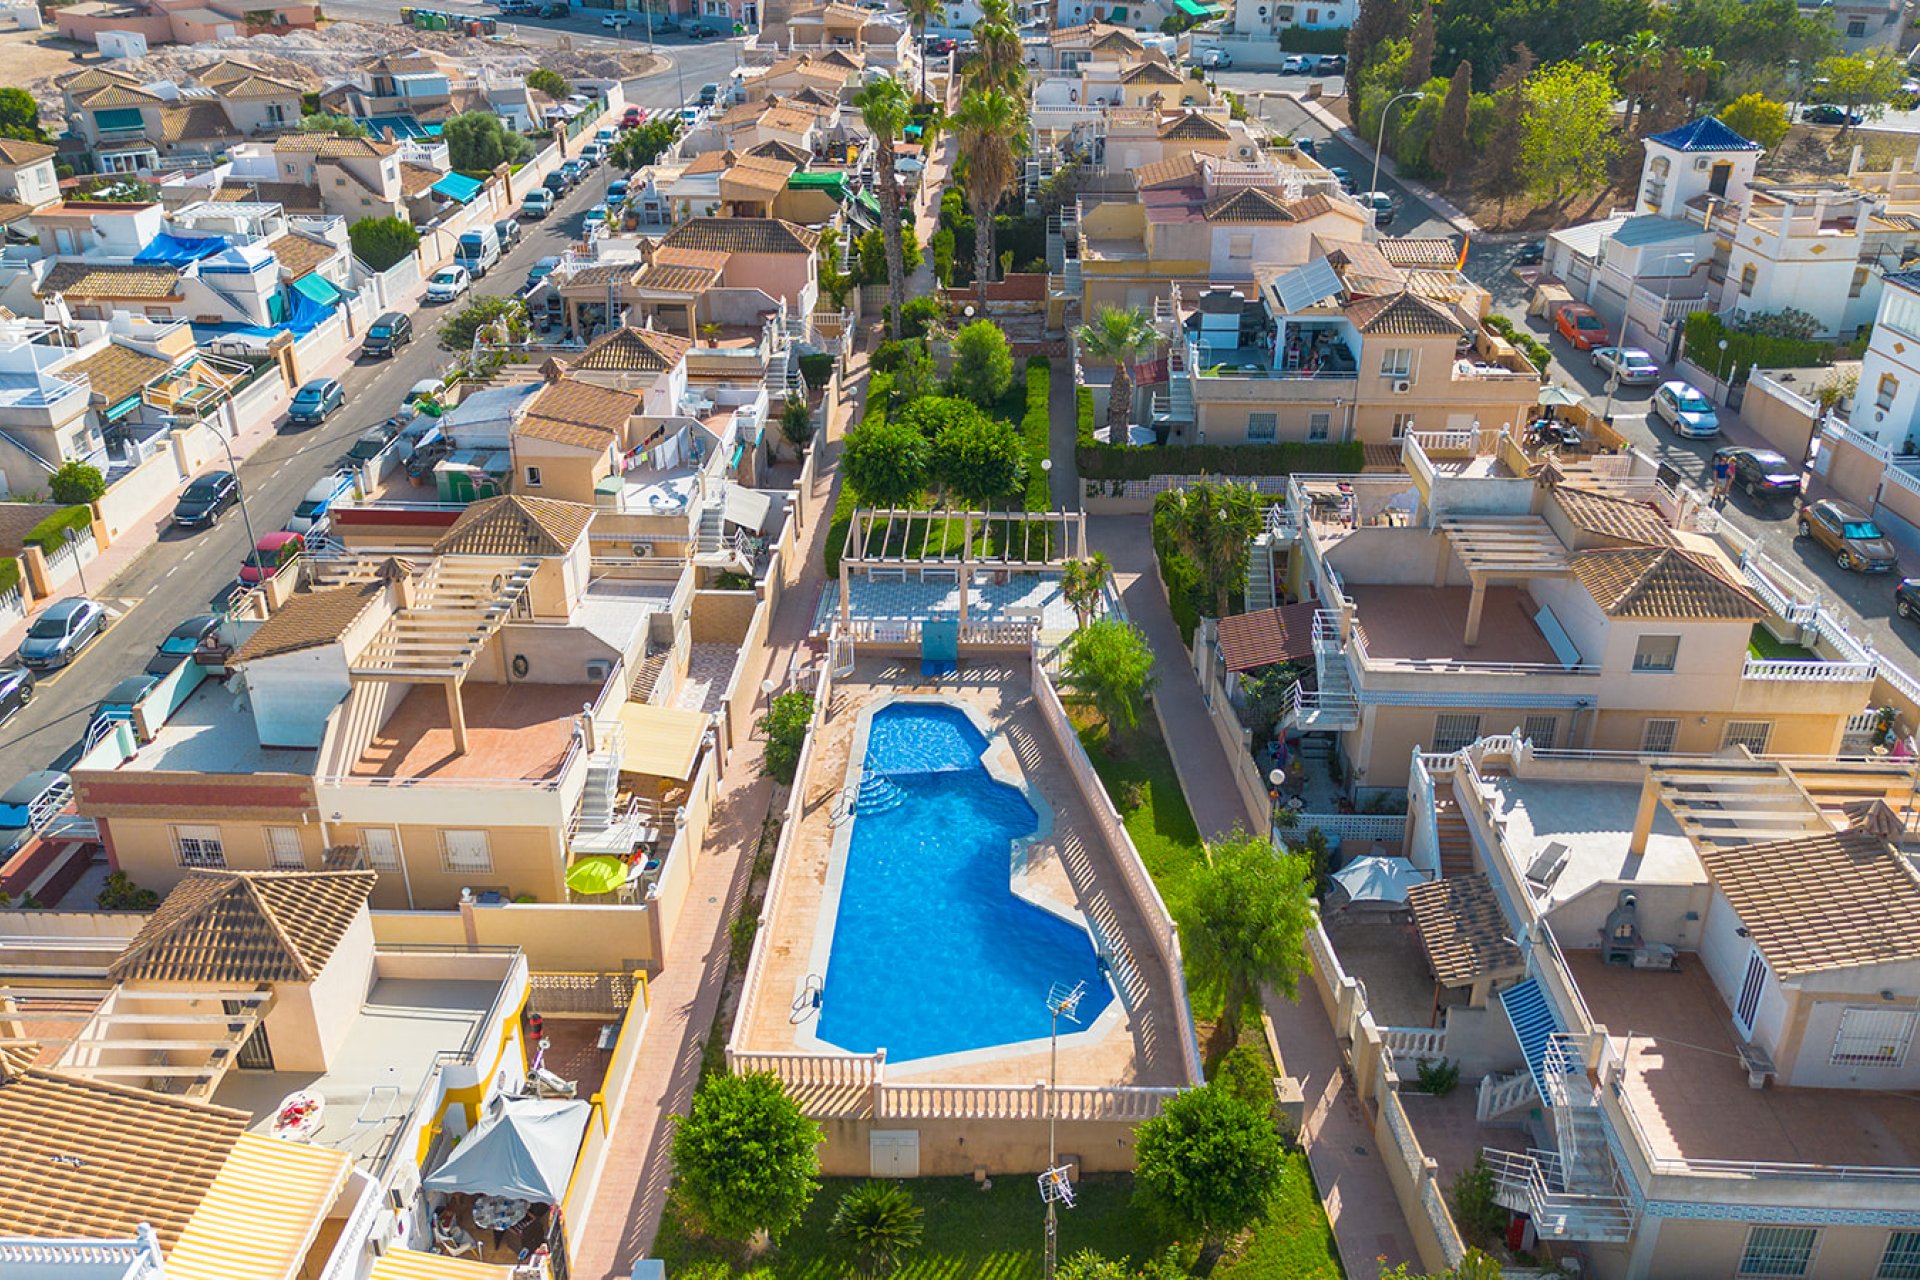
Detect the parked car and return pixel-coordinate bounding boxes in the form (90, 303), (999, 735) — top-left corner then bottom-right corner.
(1800, 498), (1899, 572)
(1280, 54), (1312, 73)
(1360, 190), (1395, 226)
(1553, 302), (1606, 350)
(606, 177), (630, 207)
(580, 142), (608, 165)
(1318, 54), (1346, 74)
(426, 265), (471, 303)
(0, 771), (71, 857)
(287, 377), (344, 427)
(93, 673), (159, 730)
(1515, 239), (1545, 266)
(1327, 165), (1354, 192)
(601, 11), (631, 24)
(525, 255), (562, 293)
(698, 81), (720, 105)
(1713, 446), (1802, 500)
(405, 378), (442, 405)
(1591, 345), (1660, 384)
(0, 666), (33, 727)
(362, 310), (412, 358)
(1200, 49), (1231, 69)
(171, 469), (239, 528)
(240, 531), (306, 586)
(345, 427), (394, 466)
(145, 614), (221, 676)
(1896, 577), (1920, 620)
(18, 597), (106, 671)
(621, 105), (645, 128)
(584, 203), (609, 225)
(1801, 103), (1863, 126)
(522, 188), (553, 220)
(561, 159), (587, 183)
(543, 170), (571, 196)
(493, 217), (522, 249)
(1650, 379), (1720, 437)
(1293, 136), (1317, 158)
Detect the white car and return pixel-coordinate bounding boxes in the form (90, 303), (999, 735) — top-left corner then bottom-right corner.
(1200, 49), (1232, 69)
(1281, 54), (1313, 73)
(601, 11), (631, 25)
(425, 265), (471, 303)
(1591, 345), (1661, 385)
(1651, 379), (1720, 438)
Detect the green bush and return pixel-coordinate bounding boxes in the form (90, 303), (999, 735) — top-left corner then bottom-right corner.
(1076, 385), (1096, 448)
(1022, 358), (1053, 522)
(23, 505), (94, 553)
(825, 371), (893, 576)
(1279, 24), (1349, 52)
(1078, 440), (1363, 482)
(0, 557), (19, 597)
(1450, 1153), (1509, 1245)
(799, 353), (835, 388)
(1684, 310), (1828, 388)
(758, 690), (818, 785)
(1482, 313), (1552, 375)
(97, 871), (159, 911)
(48, 461), (105, 505)
(898, 295), (941, 341)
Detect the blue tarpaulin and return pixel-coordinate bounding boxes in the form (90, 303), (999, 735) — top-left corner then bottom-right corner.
(291, 273), (342, 308)
(431, 172), (485, 203)
(355, 114), (432, 139)
(135, 233), (229, 264)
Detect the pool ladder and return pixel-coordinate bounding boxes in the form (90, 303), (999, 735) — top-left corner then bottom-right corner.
(830, 773), (907, 825)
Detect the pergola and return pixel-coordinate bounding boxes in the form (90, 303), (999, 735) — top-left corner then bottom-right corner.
(836, 508), (1089, 627)
(1628, 759), (1830, 858)
(0, 986), (273, 1100)
(1436, 516), (1572, 646)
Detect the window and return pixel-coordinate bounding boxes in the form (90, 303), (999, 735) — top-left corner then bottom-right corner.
(1246, 412), (1276, 442)
(1390, 413), (1415, 438)
(1228, 233), (1253, 260)
(525, 465), (543, 487)
(267, 103), (286, 124)
(1848, 16), (1867, 34)
(1735, 948), (1769, 1033)
(1831, 1006), (1918, 1068)
(361, 827), (402, 870)
(1641, 718), (1678, 753)
(1880, 373), (1900, 410)
(1739, 263), (1757, 297)
(1380, 347), (1413, 378)
(1739, 1226), (1818, 1277)
(441, 829), (492, 873)
(1853, 266), (1870, 298)
(1432, 713), (1482, 753)
(1723, 720), (1773, 753)
(173, 825), (225, 868)
(263, 826), (304, 870)
(1632, 634), (1681, 672)
(1522, 715), (1558, 750)
(1879, 1232), (1920, 1280)
(1308, 411), (1330, 442)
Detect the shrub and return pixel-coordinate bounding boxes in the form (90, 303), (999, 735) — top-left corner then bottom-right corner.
(670, 1072), (821, 1243)
(728, 910), (758, 971)
(898, 294), (941, 340)
(1134, 1083), (1288, 1264)
(48, 461), (105, 506)
(825, 371), (893, 576)
(1450, 1153), (1509, 1244)
(780, 394), (814, 452)
(1077, 384), (1096, 447)
(1062, 617), (1157, 732)
(828, 1181), (925, 1277)
(931, 413), (1026, 507)
(1021, 358), (1053, 521)
(844, 418), (932, 508)
(869, 339), (914, 373)
(97, 871), (159, 911)
(23, 505), (93, 553)
(1684, 310), (1827, 389)
(1079, 440), (1363, 482)
(0, 557), (19, 597)
(1211, 1042), (1276, 1113)
(798, 352), (836, 389)
(443, 111), (533, 172)
(1279, 24), (1348, 51)
(757, 690), (817, 785)
(949, 319), (1014, 407)
(526, 67), (571, 100)
(348, 216), (421, 272)
(1414, 1056), (1461, 1095)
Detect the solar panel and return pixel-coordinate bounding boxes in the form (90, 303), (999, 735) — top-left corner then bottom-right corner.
(1273, 256), (1343, 314)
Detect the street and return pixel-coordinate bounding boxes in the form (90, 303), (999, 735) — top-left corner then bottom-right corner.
(0, 57), (714, 786)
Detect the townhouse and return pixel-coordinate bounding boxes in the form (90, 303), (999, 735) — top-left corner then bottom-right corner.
(317, 50), (542, 136)
(545, 216), (821, 339)
(785, 1), (912, 64)
(57, 62), (305, 174)
(0, 138), (62, 238)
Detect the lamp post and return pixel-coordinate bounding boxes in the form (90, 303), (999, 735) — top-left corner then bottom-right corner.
(1716, 336), (1730, 402)
(1367, 91), (1425, 212)
(64, 526), (87, 598)
(212, 423), (261, 558)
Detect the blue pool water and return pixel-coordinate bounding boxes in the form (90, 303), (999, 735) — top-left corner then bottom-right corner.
(815, 702), (1113, 1062)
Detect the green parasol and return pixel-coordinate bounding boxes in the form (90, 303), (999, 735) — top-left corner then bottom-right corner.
(565, 856), (627, 895)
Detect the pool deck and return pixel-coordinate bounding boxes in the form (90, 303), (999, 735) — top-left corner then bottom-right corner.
(735, 656), (1191, 1108)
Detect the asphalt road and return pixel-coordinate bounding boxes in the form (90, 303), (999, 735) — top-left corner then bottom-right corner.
(0, 111), (688, 786)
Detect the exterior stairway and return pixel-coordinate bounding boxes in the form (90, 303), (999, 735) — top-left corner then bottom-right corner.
(1432, 783), (1477, 878)
(630, 648), (670, 703)
(1246, 536), (1276, 612)
(1278, 610), (1360, 732)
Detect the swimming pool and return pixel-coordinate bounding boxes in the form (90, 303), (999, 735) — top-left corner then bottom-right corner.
(813, 701), (1114, 1063)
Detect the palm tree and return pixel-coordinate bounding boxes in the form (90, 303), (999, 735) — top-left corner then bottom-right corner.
(902, 0), (940, 101)
(855, 77), (913, 335)
(968, 0), (1026, 93)
(1076, 305), (1156, 441)
(952, 86), (1026, 302)
(829, 1181), (925, 1277)
(1060, 552), (1112, 629)
(1154, 480), (1261, 618)
(1612, 30), (1664, 135)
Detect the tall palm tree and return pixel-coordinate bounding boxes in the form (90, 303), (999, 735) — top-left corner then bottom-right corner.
(1076, 305), (1156, 440)
(855, 77), (913, 336)
(902, 0), (940, 101)
(968, 0), (1026, 94)
(952, 86), (1026, 301)
(1060, 552), (1112, 629)
(1612, 30), (1664, 135)
(1154, 480), (1261, 618)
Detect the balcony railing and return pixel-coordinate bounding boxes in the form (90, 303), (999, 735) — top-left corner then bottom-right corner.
(1742, 657), (1876, 682)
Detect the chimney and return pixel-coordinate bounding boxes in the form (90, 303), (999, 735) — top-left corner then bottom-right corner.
(378, 556), (418, 609)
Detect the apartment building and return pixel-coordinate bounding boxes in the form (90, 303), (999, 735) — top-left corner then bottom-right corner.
(1269, 447), (1878, 790)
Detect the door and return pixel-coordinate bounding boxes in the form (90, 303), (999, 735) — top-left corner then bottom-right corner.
(1709, 162), (1732, 197)
(870, 1130), (920, 1177)
(1733, 947), (1768, 1038)
(225, 1000), (275, 1069)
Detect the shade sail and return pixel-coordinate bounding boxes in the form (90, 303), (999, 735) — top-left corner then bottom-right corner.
(1331, 855), (1429, 905)
(167, 1134), (352, 1280)
(432, 171), (486, 203)
(372, 1248), (518, 1280)
(567, 855), (628, 895)
(422, 1096), (591, 1203)
(617, 701), (709, 780)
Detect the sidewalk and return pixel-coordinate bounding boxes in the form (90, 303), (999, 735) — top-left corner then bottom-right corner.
(1260, 91), (1478, 235)
(1088, 513), (1423, 1277)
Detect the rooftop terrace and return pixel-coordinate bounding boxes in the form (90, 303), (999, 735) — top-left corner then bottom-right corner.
(120, 676), (318, 776)
(1349, 585), (1570, 669)
(351, 680), (603, 784)
(1480, 773), (1701, 907)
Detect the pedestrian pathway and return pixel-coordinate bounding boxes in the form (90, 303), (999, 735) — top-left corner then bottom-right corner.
(1088, 513), (1423, 1277)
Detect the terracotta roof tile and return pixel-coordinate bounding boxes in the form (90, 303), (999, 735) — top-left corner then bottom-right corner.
(634, 261), (722, 292)
(1697, 829), (1920, 975)
(662, 216), (819, 255)
(398, 161), (442, 197)
(1121, 59), (1185, 85)
(518, 377), (641, 448)
(274, 133), (395, 158)
(1134, 151), (1203, 191)
(721, 157), (795, 197)
(1342, 289), (1464, 336)
(59, 341), (171, 409)
(158, 100), (239, 145)
(682, 147), (735, 174)
(434, 493), (594, 557)
(0, 201), (31, 227)
(1407, 873), (1525, 988)
(1552, 486), (1677, 547)
(562, 261), (644, 289)
(748, 138), (811, 165)
(110, 870), (378, 984)
(78, 82), (163, 108)
(1379, 237), (1464, 268)
(1571, 546), (1762, 620)
(0, 138), (57, 166)
(756, 106), (820, 135)
(1203, 186), (1299, 223)
(60, 67), (142, 93)
(573, 325), (694, 372)
(1215, 602), (1318, 673)
(215, 73), (302, 99)
(193, 56), (268, 86)
(1158, 109), (1230, 141)
(39, 262), (182, 300)
(268, 231), (340, 279)
(231, 582), (384, 664)
(216, 179), (324, 211)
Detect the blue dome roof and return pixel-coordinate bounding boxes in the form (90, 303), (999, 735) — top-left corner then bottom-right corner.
(1646, 116), (1762, 153)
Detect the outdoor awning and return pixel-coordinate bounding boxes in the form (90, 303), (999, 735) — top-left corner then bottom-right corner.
(94, 107), (144, 131)
(617, 702), (709, 781)
(372, 1249), (518, 1280)
(724, 484), (775, 534)
(1216, 602), (1318, 672)
(166, 1134), (352, 1280)
(422, 1096), (591, 1203)
(291, 273), (343, 308)
(1175, 0), (1220, 15)
(431, 171), (485, 203)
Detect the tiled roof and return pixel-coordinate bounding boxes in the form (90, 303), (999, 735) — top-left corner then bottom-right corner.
(655, 246), (731, 272)
(749, 138), (811, 165)
(1215, 602), (1317, 673)
(722, 157), (795, 196)
(1406, 873), (1525, 988)
(39, 262), (182, 300)
(274, 133), (395, 158)
(1134, 151), (1202, 190)
(634, 261), (722, 292)
(0, 1064), (248, 1250)
(1697, 829), (1920, 975)
(231, 582), (383, 664)
(1158, 110), (1230, 141)
(1342, 289), (1463, 336)
(519, 377), (642, 448)
(562, 262), (643, 289)
(818, 47), (862, 69)
(109, 870), (379, 984)
(757, 106), (819, 135)
(434, 493), (594, 557)
(682, 147), (735, 175)
(1571, 545), (1762, 620)
(573, 325), (693, 373)
(662, 216), (819, 255)
(719, 99), (772, 128)
(158, 101), (240, 145)
(60, 341), (171, 409)
(1121, 60), (1185, 85)
(1203, 186), (1302, 223)
(60, 67), (142, 93)
(398, 161), (442, 197)
(0, 201), (31, 227)
(1552, 486), (1676, 547)
(193, 57), (268, 86)
(79, 83), (162, 108)
(0, 137), (57, 165)
(1378, 237), (1463, 268)
(268, 230), (340, 279)
(1648, 115), (1761, 153)
(216, 73), (302, 99)
(215, 179), (324, 211)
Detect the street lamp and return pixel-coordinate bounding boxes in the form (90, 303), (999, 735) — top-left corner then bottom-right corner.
(64, 526), (87, 598)
(211, 424), (261, 559)
(1368, 90), (1425, 210)
(1716, 336), (1730, 402)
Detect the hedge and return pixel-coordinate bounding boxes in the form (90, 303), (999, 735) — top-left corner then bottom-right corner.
(825, 370), (894, 577)
(1682, 311), (1827, 388)
(1076, 384), (1096, 450)
(1021, 358), (1053, 554)
(0, 556), (19, 598)
(1076, 440), (1364, 482)
(799, 352), (836, 389)
(23, 505), (94, 554)
(1279, 25), (1349, 52)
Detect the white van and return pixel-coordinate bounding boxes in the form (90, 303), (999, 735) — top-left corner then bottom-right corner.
(454, 223), (502, 278)
(285, 471), (356, 538)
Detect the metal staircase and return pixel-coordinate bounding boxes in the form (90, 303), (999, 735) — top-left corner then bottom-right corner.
(1245, 535), (1276, 612)
(1151, 339), (1194, 429)
(1279, 610), (1359, 732)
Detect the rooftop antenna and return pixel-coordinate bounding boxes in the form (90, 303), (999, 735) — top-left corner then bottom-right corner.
(1040, 980), (1086, 1280)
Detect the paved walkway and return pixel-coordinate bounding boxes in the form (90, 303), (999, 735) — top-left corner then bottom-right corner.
(1088, 514), (1422, 1277)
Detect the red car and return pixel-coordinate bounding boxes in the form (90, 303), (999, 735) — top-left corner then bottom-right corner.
(1555, 303), (1607, 350)
(620, 106), (644, 129)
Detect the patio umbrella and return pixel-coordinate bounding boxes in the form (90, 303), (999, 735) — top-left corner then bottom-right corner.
(565, 856), (627, 896)
(1537, 384), (1585, 407)
(1331, 855), (1428, 905)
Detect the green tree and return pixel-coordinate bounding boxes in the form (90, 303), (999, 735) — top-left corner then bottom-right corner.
(893, 342), (939, 402)
(1477, 44), (1534, 212)
(901, 0), (940, 99)
(1059, 552), (1111, 630)
(932, 413), (1026, 507)
(1345, 0), (1408, 102)
(1211, 1042), (1276, 1113)
(856, 77), (914, 334)
(856, 226), (922, 286)
(966, 0), (1026, 93)
(443, 110), (533, 172)
(439, 295), (524, 351)
(1185, 828), (1316, 1050)
(348, 216), (420, 271)
(1815, 49), (1905, 136)
(780, 394), (815, 453)
(1239, 662), (1303, 745)
(299, 112), (368, 138)
(669, 1072), (821, 1243)
(526, 68), (571, 100)
(1133, 1083), (1288, 1266)
(931, 226), (956, 285)
(1717, 92), (1791, 150)
(48, 461), (105, 506)
(1152, 480), (1261, 619)
(610, 117), (681, 170)
(949, 318), (1013, 407)
(842, 418), (932, 506)
(818, 226), (853, 311)
(0, 88), (49, 144)
(1057, 1252), (1132, 1280)
(895, 395), (991, 438)
(828, 1181), (925, 1277)
(1063, 617), (1158, 733)
(1404, 1), (1435, 88)
(757, 689), (816, 784)
(1520, 60), (1619, 203)
(1075, 305), (1157, 441)
(1428, 61), (1474, 181)
(952, 87), (1026, 299)
(1378, 1249), (1505, 1280)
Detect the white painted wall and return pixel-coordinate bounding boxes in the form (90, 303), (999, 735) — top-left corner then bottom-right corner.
(244, 645), (353, 748)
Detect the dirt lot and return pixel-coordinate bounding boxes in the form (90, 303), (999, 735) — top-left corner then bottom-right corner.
(1761, 123), (1920, 182)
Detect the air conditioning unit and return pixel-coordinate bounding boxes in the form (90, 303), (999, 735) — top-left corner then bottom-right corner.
(1393, 379), (1412, 393)
(631, 541), (654, 557)
(1694, 157), (1711, 170)
(586, 659), (612, 682)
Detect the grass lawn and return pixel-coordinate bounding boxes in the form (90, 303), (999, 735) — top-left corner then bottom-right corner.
(1748, 624), (1822, 663)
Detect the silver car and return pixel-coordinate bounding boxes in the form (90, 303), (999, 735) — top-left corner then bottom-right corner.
(18, 597), (105, 670)
(1591, 345), (1660, 385)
